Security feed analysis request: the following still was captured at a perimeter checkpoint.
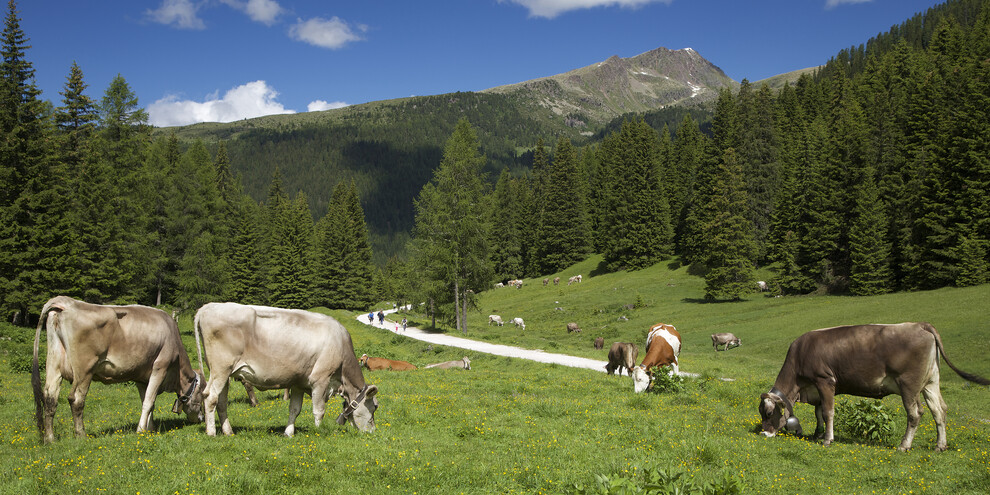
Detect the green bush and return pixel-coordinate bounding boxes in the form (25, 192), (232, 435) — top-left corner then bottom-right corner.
(835, 398), (893, 445)
(646, 365), (684, 394)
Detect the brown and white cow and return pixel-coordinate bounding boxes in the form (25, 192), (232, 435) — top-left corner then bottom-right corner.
(632, 323), (682, 393)
(31, 296), (205, 443)
(758, 322), (989, 451)
(711, 332), (741, 351)
(605, 342), (639, 376)
(566, 322), (581, 333)
(360, 354), (417, 371)
(488, 315), (504, 326)
(568, 274), (582, 285)
(425, 357), (471, 370)
(194, 303), (378, 437)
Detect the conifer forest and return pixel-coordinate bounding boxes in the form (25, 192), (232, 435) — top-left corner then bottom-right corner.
(2, 0), (988, 326)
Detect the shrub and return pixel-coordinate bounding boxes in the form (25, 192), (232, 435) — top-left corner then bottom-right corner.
(835, 398), (893, 445)
(646, 365), (684, 394)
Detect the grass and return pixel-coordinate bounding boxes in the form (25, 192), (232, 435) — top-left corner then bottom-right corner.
(1, 256), (988, 494)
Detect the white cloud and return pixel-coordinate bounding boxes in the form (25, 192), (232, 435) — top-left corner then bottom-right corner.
(220, 0), (283, 25)
(288, 16), (366, 49)
(504, 0), (670, 19)
(307, 100), (349, 112)
(825, 0), (873, 9)
(146, 0), (206, 30)
(148, 80), (295, 127)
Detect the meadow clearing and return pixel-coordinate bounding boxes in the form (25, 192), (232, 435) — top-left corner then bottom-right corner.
(1, 256), (988, 494)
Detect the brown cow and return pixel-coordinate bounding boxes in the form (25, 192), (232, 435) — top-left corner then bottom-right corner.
(711, 332), (741, 351)
(758, 322), (990, 451)
(567, 322), (581, 333)
(594, 337), (604, 350)
(360, 354), (417, 371)
(32, 296), (205, 443)
(425, 357), (471, 370)
(553, 277), (560, 286)
(632, 323), (682, 393)
(605, 342), (638, 376)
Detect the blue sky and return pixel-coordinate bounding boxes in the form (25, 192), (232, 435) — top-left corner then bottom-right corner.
(19, 0), (944, 127)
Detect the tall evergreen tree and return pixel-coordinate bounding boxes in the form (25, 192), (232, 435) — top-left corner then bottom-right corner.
(532, 137), (592, 274)
(227, 196), (268, 305)
(599, 119), (672, 271)
(703, 148), (757, 301)
(410, 118), (492, 332)
(848, 168), (893, 295)
(490, 168), (524, 281)
(268, 192), (314, 309)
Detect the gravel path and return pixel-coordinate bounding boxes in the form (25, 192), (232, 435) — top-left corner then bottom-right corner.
(358, 309), (611, 373)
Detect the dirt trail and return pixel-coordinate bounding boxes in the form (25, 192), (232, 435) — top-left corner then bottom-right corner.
(359, 309), (611, 373)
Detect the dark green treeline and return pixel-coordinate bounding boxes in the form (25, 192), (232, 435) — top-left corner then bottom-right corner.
(0, 1), (376, 321)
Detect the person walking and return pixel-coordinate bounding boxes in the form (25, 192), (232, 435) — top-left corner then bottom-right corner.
(401, 317), (408, 332)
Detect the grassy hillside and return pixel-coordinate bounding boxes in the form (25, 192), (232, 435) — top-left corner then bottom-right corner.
(2, 261), (988, 493)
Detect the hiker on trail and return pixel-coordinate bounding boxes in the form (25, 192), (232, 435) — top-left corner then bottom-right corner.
(368, 312), (375, 325)
(401, 317), (408, 332)
(377, 310), (385, 325)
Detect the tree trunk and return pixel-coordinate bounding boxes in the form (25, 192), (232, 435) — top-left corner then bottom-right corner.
(453, 278), (461, 333)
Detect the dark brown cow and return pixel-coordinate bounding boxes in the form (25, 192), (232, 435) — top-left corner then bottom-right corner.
(594, 337), (604, 350)
(32, 296), (205, 443)
(632, 323), (682, 393)
(360, 354), (417, 371)
(605, 342), (638, 376)
(759, 322), (989, 451)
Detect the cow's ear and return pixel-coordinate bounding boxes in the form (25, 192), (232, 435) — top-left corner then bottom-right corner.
(115, 310), (128, 319)
(364, 384), (378, 398)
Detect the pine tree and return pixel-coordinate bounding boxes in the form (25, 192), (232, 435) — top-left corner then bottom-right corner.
(599, 119), (672, 271)
(227, 196), (268, 305)
(669, 115), (705, 254)
(703, 148), (757, 301)
(490, 168), (524, 281)
(532, 137), (592, 274)
(410, 118), (492, 332)
(523, 139), (549, 276)
(268, 192), (314, 309)
(848, 169), (893, 295)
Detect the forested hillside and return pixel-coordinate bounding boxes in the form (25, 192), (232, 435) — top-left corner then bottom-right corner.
(2, 0), (988, 326)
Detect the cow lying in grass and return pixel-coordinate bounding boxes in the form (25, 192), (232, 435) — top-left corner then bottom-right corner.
(360, 354), (417, 371)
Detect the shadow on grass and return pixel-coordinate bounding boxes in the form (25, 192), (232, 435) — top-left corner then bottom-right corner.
(94, 417), (191, 437)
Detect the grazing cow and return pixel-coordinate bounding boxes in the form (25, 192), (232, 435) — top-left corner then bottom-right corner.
(568, 274), (582, 285)
(425, 357), (471, 370)
(194, 303), (378, 437)
(507, 279), (524, 288)
(566, 322), (581, 333)
(756, 281), (768, 292)
(543, 278), (549, 287)
(32, 296), (205, 443)
(488, 315), (504, 326)
(494, 282), (504, 289)
(632, 323), (682, 393)
(553, 277), (560, 286)
(606, 342), (639, 376)
(711, 332), (741, 351)
(511, 317), (525, 330)
(758, 322), (990, 451)
(359, 354), (417, 371)
(594, 337), (604, 350)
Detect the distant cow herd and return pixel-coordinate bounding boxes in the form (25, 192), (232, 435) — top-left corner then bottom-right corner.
(29, 276), (989, 453)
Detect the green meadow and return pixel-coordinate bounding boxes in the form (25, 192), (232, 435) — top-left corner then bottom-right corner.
(1, 256), (988, 494)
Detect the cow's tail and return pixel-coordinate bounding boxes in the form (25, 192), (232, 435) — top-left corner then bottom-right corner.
(32, 298), (61, 436)
(192, 309), (206, 377)
(923, 322), (990, 386)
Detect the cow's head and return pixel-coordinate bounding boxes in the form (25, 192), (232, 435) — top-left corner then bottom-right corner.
(337, 384), (379, 432)
(172, 371), (206, 423)
(632, 366), (650, 393)
(758, 390), (802, 438)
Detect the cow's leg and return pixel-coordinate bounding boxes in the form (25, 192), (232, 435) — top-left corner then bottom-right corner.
(216, 383), (234, 436)
(815, 381), (836, 445)
(311, 383), (329, 428)
(921, 379), (949, 452)
(897, 392), (925, 451)
(135, 383), (156, 433)
(284, 387), (305, 437)
(137, 370), (166, 433)
(813, 405), (825, 439)
(66, 375), (94, 439)
(41, 364), (64, 444)
(203, 371), (232, 436)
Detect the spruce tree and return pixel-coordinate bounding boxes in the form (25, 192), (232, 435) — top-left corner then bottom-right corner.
(848, 169), (893, 295)
(227, 196), (268, 305)
(703, 148), (757, 301)
(410, 118), (491, 332)
(268, 192), (314, 309)
(490, 169), (523, 281)
(533, 137), (592, 274)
